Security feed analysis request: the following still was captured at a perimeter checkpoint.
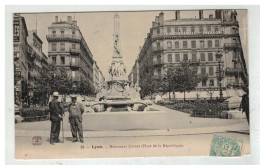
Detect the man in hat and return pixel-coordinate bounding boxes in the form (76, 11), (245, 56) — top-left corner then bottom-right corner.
(68, 95), (85, 143)
(49, 92), (64, 145)
(240, 86), (249, 124)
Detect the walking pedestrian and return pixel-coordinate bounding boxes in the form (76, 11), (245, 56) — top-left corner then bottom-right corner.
(239, 87), (249, 124)
(68, 95), (85, 143)
(49, 92), (64, 145)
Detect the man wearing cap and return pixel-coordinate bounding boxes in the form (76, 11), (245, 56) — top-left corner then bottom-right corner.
(49, 92), (64, 145)
(68, 95), (85, 143)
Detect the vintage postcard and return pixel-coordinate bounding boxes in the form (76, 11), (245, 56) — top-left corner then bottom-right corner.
(10, 8), (249, 160)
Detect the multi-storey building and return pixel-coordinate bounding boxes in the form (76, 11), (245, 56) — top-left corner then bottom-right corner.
(27, 30), (48, 100)
(132, 10), (248, 99)
(13, 14), (29, 106)
(46, 16), (94, 85)
(93, 61), (106, 92)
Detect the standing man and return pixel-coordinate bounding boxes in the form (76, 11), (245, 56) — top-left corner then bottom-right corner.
(240, 87), (249, 124)
(68, 95), (85, 143)
(49, 92), (64, 145)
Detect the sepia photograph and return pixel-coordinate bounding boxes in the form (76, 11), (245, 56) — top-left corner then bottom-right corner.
(11, 8), (249, 159)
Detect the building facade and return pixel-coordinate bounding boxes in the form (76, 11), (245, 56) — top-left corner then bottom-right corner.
(13, 14), (29, 106)
(46, 16), (94, 85)
(93, 61), (106, 91)
(27, 30), (48, 100)
(131, 10), (248, 98)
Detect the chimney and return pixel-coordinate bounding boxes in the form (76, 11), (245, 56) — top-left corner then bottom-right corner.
(175, 10), (180, 20)
(199, 10), (203, 20)
(155, 16), (159, 23)
(67, 16), (72, 23)
(152, 21), (156, 27)
(159, 12), (164, 25)
(55, 16), (58, 22)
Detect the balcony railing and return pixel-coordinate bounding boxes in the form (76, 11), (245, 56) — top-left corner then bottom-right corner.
(70, 62), (80, 68)
(153, 60), (163, 66)
(225, 68), (243, 76)
(46, 34), (82, 41)
(70, 48), (80, 55)
(224, 43), (241, 49)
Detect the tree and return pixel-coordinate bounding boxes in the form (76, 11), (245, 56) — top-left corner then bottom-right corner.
(170, 62), (203, 102)
(139, 67), (163, 99)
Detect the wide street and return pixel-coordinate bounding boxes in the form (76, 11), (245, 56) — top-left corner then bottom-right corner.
(15, 104), (250, 159)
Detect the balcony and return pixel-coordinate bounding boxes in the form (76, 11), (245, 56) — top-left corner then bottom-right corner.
(224, 43), (241, 49)
(153, 60), (163, 66)
(225, 68), (243, 76)
(189, 59), (200, 65)
(232, 56), (239, 62)
(152, 47), (165, 53)
(70, 48), (80, 55)
(46, 34), (81, 42)
(70, 62), (80, 69)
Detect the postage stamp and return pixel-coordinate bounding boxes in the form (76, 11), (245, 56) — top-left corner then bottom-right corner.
(210, 135), (243, 157)
(32, 136), (42, 145)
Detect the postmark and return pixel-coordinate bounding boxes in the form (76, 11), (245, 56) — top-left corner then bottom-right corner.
(32, 136), (42, 145)
(210, 135), (243, 157)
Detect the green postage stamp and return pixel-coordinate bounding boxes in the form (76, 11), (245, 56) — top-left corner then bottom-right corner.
(210, 135), (244, 157)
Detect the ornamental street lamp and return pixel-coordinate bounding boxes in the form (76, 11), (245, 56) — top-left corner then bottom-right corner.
(215, 51), (224, 102)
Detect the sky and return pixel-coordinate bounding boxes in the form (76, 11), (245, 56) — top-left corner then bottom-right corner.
(21, 10), (247, 79)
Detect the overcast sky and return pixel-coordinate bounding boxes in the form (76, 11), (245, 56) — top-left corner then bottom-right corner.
(21, 10), (247, 79)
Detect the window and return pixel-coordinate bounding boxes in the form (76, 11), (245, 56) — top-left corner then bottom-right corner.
(191, 28), (195, 34)
(210, 79), (214, 86)
(60, 56), (65, 65)
(182, 27), (186, 34)
(200, 41), (204, 48)
(157, 28), (160, 34)
(60, 31), (64, 38)
(208, 53), (213, 61)
(215, 40), (220, 47)
(158, 69), (161, 78)
(157, 55), (161, 63)
(202, 80), (207, 87)
(52, 31), (56, 37)
(72, 57), (76, 63)
(183, 54), (188, 61)
(183, 41), (187, 48)
(215, 27), (219, 32)
(192, 54), (197, 62)
(175, 41), (179, 48)
(72, 71), (76, 78)
(167, 41), (172, 49)
(208, 40), (212, 48)
(200, 53), (205, 61)
(52, 57), (56, 64)
(52, 43), (56, 51)
(201, 67), (206, 75)
(157, 42), (160, 50)
(72, 30), (75, 36)
(167, 27), (171, 34)
(175, 28), (179, 33)
(199, 27), (203, 34)
(60, 43), (65, 51)
(168, 54), (172, 63)
(209, 66), (214, 76)
(72, 43), (76, 49)
(175, 54), (180, 62)
(191, 41), (196, 48)
(207, 26), (211, 32)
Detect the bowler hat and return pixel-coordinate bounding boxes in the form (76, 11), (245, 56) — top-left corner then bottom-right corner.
(71, 95), (77, 99)
(53, 92), (59, 97)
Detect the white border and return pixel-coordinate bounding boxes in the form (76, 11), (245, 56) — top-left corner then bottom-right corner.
(5, 5), (260, 165)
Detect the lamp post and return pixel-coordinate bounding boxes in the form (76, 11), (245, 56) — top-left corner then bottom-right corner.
(215, 51), (224, 102)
